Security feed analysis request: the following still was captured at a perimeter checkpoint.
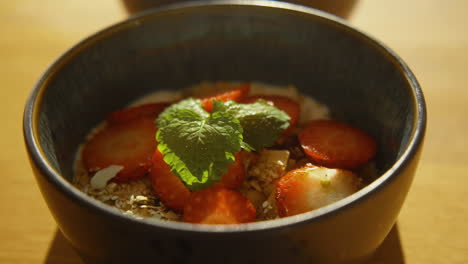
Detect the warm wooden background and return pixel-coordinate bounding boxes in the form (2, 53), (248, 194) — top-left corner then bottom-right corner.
(1, 0), (467, 263)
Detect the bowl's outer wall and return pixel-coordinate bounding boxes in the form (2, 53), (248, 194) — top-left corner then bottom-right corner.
(26, 4), (424, 264)
(29, 147), (422, 264)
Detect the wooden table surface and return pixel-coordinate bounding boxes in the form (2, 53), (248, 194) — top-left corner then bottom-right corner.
(1, 0), (467, 263)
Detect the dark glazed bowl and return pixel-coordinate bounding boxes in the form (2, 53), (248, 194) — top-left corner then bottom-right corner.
(23, 1), (426, 263)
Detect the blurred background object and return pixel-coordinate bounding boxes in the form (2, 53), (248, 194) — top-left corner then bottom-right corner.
(122, 0), (358, 18)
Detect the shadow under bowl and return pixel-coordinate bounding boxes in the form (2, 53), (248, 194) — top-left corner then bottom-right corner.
(24, 1), (426, 263)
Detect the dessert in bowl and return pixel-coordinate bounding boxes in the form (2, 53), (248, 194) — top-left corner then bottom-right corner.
(23, 1), (426, 263)
(73, 81), (377, 223)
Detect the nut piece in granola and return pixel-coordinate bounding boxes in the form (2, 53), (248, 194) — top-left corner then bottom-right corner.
(90, 165), (124, 189)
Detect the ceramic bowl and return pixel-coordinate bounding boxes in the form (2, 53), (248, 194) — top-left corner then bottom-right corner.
(23, 1), (426, 263)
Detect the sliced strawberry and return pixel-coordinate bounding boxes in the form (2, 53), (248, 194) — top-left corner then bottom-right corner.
(150, 149), (191, 212)
(215, 152), (246, 189)
(150, 150), (246, 211)
(298, 120), (377, 169)
(275, 165), (360, 217)
(183, 186), (256, 224)
(241, 95), (300, 134)
(82, 117), (158, 182)
(200, 83), (251, 112)
(106, 102), (171, 125)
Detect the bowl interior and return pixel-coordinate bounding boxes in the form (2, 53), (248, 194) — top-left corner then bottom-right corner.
(33, 4), (415, 192)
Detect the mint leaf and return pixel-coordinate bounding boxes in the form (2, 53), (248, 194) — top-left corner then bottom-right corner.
(156, 102), (243, 191)
(155, 98), (289, 191)
(220, 100), (290, 150)
(156, 98), (208, 128)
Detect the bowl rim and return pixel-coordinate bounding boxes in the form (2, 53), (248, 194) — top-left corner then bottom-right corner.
(23, 0), (426, 233)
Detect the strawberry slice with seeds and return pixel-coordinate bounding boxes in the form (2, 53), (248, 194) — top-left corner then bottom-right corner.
(82, 117), (158, 183)
(241, 95), (300, 134)
(275, 165), (360, 217)
(150, 149), (191, 212)
(215, 152), (246, 189)
(183, 186), (256, 224)
(106, 102), (171, 125)
(151, 150), (246, 212)
(298, 120), (377, 169)
(200, 83), (250, 112)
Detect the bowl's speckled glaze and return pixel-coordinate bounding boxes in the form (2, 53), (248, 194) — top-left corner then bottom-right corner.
(23, 1), (426, 263)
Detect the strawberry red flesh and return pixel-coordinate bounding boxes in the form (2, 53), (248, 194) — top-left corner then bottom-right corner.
(82, 117), (158, 182)
(183, 186), (256, 224)
(150, 149), (191, 212)
(200, 83), (251, 112)
(215, 152), (246, 189)
(106, 102), (171, 125)
(151, 150), (245, 212)
(298, 120), (377, 169)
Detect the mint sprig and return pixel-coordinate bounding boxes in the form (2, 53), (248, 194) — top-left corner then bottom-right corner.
(156, 99), (243, 191)
(214, 100), (290, 150)
(155, 98), (290, 190)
